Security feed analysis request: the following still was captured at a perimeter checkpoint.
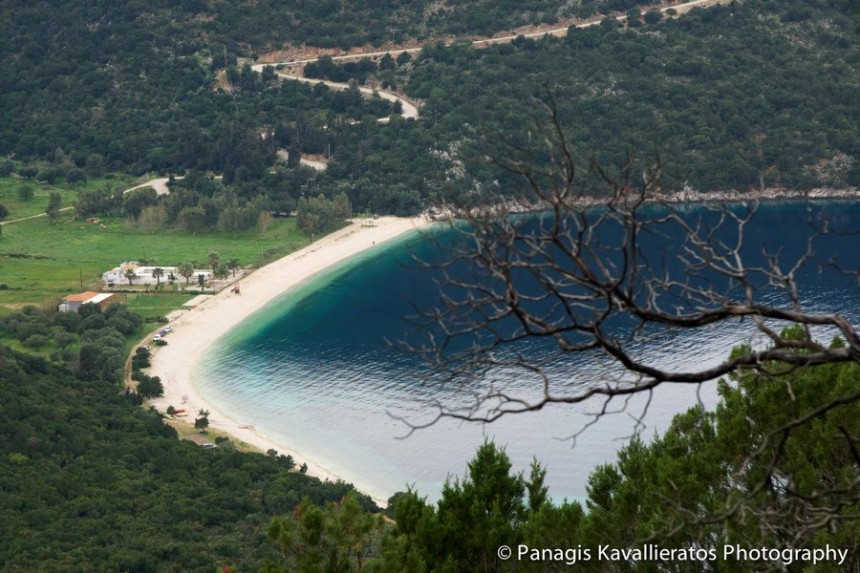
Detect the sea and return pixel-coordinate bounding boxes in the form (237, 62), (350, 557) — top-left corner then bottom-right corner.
(198, 201), (860, 504)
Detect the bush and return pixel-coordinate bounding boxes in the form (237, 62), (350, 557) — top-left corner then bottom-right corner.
(643, 10), (662, 24)
(65, 168), (88, 184)
(79, 313), (107, 332)
(35, 167), (61, 184)
(137, 375), (164, 398)
(17, 185), (35, 202)
(132, 347), (151, 370)
(78, 343), (124, 382)
(53, 311), (81, 332)
(23, 334), (49, 348)
(52, 331), (76, 349)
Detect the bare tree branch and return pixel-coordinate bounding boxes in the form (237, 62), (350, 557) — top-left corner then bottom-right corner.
(400, 96), (860, 551)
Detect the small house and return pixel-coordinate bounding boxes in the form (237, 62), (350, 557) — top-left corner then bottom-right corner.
(58, 291), (122, 313)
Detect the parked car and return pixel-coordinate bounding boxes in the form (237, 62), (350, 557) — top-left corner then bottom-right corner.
(153, 334), (162, 342)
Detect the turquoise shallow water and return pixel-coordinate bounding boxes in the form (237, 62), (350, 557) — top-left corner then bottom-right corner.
(198, 202), (860, 503)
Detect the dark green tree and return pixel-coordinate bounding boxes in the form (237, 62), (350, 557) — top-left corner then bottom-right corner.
(265, 491), (385, 573)
(46, 192), (62, 223)
(194, 409), (210, 430)
(136, 375), (164, 398)
(378, 442), (545, 573)
(17, 185), (34, 202)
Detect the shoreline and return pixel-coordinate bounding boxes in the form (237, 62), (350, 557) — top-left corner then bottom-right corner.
(145, 191), (857, 505)
(434, 186), (860, 219)
(147, 216), (431, 505)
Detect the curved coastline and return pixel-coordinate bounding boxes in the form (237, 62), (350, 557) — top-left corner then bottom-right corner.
(147, 216), (431, 503)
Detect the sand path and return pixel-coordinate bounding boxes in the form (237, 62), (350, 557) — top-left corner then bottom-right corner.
(147, 216), (430, 499)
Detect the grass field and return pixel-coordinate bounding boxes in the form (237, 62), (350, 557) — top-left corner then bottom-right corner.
(0, 175), (134, 221)
(0, 207), (308, 308)
(125, 293), (198, 319)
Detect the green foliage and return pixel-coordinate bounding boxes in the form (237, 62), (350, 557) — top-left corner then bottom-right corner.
(272, 338), (858, 573)
(559, 344), (859, 571)
(131, 346), (151, 370)
(194, 409), (210, 430)
(0, 302), (144, 383)
(265, 491), (385, 573)
(17, 185), (34, 202)
(296, 192), (352, 239)
(122, 187), (159, 219)
(45, 192), (61, 223)
(0, 344), (377, 572)
(372, 442), (546, 573)
(65, 167), (87, 184)
(392, 0), (860, 197)
(208, 250), (220, 272)
(12, 0), (854, 219)
(135, 374), (164, 398)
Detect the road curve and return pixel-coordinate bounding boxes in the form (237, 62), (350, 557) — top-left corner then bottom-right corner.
(2, 0), (730, 229)
(250, 64), (420, 121)
(252, 0), (730, 122)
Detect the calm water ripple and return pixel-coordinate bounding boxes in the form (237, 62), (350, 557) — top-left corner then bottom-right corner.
(199, 202), (860, 503)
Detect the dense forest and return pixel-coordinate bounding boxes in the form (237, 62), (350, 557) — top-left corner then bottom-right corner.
(361, 0), (860, 200)
(2, 0), (859, 216)
(0, 316), (377, 572)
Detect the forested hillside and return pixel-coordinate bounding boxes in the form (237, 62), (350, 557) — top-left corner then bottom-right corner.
(0, 343), (376, 572)
(392, 0), (860, 196)
(1, 0), (858, 216)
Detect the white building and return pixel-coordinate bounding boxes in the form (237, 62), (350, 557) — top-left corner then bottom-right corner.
(102, 261), (211, 287)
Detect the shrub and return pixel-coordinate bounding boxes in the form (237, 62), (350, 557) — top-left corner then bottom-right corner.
(52, 331), (76, 349)
(65, 168), (87, 184)
(17, 185), (35, 202)
(23, 334), (49, 348)
(137, 375), (164, 398)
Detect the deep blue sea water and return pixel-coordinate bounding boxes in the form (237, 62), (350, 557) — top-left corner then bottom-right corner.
(198, 202), (860, 503)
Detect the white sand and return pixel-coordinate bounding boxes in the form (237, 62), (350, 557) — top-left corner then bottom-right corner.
(148, 217), (431, 500)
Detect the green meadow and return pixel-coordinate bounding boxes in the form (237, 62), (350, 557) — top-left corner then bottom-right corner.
(0, 175), (133, 220)
(0, 197), (308, 310)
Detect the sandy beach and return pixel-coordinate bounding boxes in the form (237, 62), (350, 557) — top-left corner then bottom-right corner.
(148, 216), (431, 499)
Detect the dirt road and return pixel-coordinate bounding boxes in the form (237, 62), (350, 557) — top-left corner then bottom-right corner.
(254, 0), (732, 120)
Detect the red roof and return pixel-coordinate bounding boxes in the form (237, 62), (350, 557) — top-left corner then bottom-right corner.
(63, 291), (99, 302)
